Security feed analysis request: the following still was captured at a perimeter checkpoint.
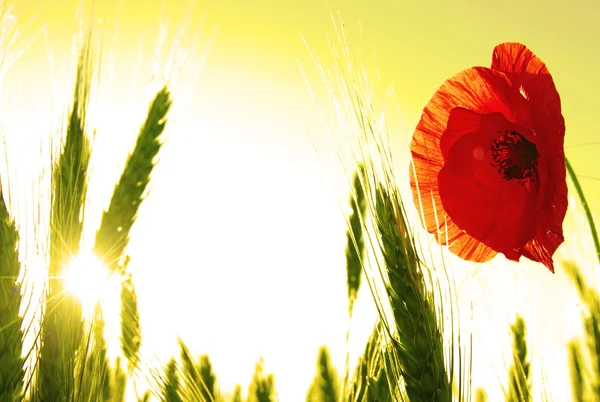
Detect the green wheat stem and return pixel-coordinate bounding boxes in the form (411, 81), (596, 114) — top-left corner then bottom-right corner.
(0, 185), (24, 400)
(566, 158), (600, 265)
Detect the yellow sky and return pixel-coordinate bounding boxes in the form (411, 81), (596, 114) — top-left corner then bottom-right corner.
(5, 0), (600, 400)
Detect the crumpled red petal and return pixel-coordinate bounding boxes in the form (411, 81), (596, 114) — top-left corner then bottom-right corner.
(492, 43), (567, 272)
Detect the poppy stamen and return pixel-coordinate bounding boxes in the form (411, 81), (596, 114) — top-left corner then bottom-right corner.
(490, 130), (539, 184)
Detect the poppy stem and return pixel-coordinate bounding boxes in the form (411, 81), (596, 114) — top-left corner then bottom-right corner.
(565, 158), (600, 265)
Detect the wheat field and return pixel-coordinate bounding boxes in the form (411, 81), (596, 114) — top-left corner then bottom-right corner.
(0, 0), (599, 401)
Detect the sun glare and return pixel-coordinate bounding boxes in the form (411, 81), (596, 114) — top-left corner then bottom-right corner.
(64, 251), (119, 314)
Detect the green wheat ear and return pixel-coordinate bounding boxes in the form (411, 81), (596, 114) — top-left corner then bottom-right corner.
(37, 33), (93, 402)
(0, 183), (24, 400)
(374, 183), (450, 402)
(345, 163), (367, 314)
(232, 385), (243, 402)
(178, 339), (203, 401)
(162, 357), (183, 402)
(178, 338), (218, 401)
(78, 304), (110, 402)
(564, 261), (600, 400)
(137, 390), (152, 402)
(506, 315), (531, 402)
(347, 321), (392, 402)
(198, 355), (217, 401)
(92, 86), (171, 387)
(569, 340), (585, 402)
(305, 12), (458, 401)
(93, 86), (172, 274)
(248, 358), (277, 402)
(109, 356), (127, 402)
(121, 268), (142, 375)
(306, 346), (339, 402)
(475, 388), (488, 402)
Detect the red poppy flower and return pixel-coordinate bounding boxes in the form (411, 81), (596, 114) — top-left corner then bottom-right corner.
(409, 42), (567, 272)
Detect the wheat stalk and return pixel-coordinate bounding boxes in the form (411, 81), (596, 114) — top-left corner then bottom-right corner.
(121, 270), (142, 375)
(346, 321), (392, 402)
(36, 35), (93, 402)
(303, 12), (454, 401)
(162, 357), (183, 402)
(92, 86), (172, 384)
(78, 304), (110, 402)
(506, 315), (531, 402)
(569, 340), (585, 402)
(108, 357), (127, 402)
(374, 182), (450, 402)
(475, 388), (488, 402)
(93, 87), (172, 274)
(0, 182), (24, 400)
(248, 358), (277, 402)
(178, 338), (217, 402)
(306, 346), (339, 402)
(197, 355), (217, 402)
(345, 163), (367, 314)
(232, 385), (243, 402)
(564, 261), (600, 400)
(178, 340), (204, 401)
(137, 390), (151, 402)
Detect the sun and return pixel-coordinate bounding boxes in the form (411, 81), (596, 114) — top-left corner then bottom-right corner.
(64, 251), (121, 315)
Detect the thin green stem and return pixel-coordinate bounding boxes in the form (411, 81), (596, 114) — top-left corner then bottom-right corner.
(566, 158), (600, 265)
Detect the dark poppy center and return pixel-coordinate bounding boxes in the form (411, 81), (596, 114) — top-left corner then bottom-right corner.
(490, 130), (539, 184)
